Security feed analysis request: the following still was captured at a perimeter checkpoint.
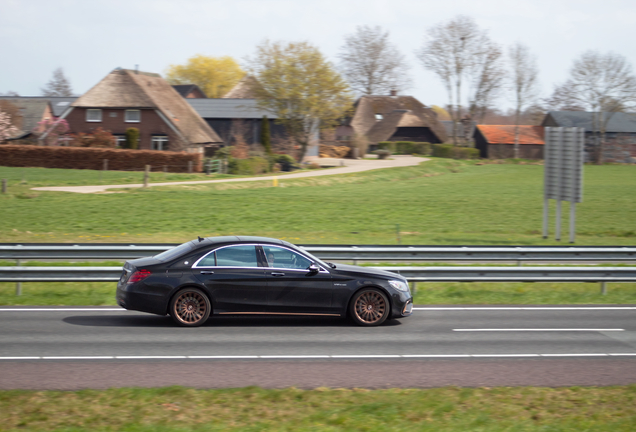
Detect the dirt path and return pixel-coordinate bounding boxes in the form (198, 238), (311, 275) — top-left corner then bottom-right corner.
(32, 155), (425, 194)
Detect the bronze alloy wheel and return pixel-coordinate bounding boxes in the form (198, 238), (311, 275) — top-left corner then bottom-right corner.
(350, 288), (389, 326)
(170, 288), (211, 327)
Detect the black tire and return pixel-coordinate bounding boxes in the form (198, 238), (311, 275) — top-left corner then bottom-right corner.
(349, 288), (389, 326)
(169, 288), (211, 327)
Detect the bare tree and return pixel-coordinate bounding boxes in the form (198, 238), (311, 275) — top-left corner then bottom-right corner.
(546, 51), (636, 162)
(338, 25), (412, 96)
(41, 68), (73, 97)
(508, 42), (539, 158)
(0, 91), (19, 96)
(468, 40), (506, 124)
(416, 15), (504, 145)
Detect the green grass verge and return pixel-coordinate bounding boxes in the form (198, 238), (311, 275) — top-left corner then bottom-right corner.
(1, 279), (634, 306)
(1, 386), (635, 431)
(0, 159), (634, 245)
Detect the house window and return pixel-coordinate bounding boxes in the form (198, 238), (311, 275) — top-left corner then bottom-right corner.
(152, 135), (168, 151)
(114, 135), (126, 148)
(86, 109), (102, 122)
(125, 110), (141, 123)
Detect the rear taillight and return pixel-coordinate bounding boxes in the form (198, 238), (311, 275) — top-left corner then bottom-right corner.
(127, 269), (152, 283)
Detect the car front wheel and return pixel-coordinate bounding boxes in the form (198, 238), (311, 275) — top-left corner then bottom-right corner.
(170, 288), (211, 327)
(349, 288), (389, 326)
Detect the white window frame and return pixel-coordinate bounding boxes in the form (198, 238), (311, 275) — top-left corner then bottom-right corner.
(151, 135), (169, 151)
(86, 109), (102, 122)
(125, 109), (141, 123)
(114, 135), (126, 148)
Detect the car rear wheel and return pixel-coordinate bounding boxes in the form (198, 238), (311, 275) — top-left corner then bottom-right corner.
(349, 288), (389, 326)
(170, 288), (211, 327)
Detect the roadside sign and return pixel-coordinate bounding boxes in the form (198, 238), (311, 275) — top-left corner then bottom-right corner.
(543, 127), (585, 242)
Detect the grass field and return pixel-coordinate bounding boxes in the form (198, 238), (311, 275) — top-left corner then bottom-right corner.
(2, 277), (634, 306)
(1, 385), (634, 431)
(1, 159), (634, 245)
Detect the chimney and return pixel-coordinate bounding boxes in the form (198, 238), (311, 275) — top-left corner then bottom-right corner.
(390, 89), (397, 96)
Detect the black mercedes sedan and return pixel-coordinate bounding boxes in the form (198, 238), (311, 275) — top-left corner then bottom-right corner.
(116, 236), (413, 327)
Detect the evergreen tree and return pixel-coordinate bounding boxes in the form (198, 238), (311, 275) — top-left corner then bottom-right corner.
(260, 115), (271, 154)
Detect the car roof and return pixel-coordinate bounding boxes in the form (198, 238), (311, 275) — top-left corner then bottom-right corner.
(193, 236), (294, 248)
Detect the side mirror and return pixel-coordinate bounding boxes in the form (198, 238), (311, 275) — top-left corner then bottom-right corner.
(307, 264), (320, 274)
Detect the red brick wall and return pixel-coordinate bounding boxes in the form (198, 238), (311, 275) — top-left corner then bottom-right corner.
(65, 108), (180, 150)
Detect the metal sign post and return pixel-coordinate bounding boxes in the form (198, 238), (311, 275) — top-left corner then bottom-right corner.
(543, 127), (584, 243)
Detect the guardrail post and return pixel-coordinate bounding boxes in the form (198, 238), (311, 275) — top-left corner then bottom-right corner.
(144, 165), (150, 187)
(15, 259), (22, 296)
(410, 281), (417, 294)
(1, 179), (6, 194)
(601, 282), (607, 295)
(188, 161), (193, 174)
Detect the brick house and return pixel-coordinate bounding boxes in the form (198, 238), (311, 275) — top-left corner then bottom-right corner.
(56, 68), (221, 152)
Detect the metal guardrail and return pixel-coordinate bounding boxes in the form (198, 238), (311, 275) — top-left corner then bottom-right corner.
(1, 266), (635, 283)
(1, 244), (636, 262)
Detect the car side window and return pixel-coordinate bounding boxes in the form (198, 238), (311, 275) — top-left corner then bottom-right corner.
(197, 252), (216, 267)
(215, 245), (259, 268)
(262, 246), (312, 270)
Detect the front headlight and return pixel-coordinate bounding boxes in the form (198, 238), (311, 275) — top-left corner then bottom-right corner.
(389, 280), (409, 292)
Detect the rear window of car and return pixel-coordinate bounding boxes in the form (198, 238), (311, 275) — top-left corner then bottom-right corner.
(154, 242), (194, 262)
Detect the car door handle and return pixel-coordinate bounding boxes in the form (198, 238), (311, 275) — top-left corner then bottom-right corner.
(271, 272), (285, 277)
(200, 270), (214, 274)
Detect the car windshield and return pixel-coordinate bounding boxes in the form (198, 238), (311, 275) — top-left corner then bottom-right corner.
(291, 246), (329, 268)
(154, 242), (194, 262)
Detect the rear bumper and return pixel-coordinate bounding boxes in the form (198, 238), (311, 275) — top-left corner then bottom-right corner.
(116, 283), (168, 315)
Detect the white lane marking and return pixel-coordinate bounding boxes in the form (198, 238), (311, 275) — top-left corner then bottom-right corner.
(414, 307), (636, 310)
(453, 328), (625, 332)
(1, 353), (635, 360)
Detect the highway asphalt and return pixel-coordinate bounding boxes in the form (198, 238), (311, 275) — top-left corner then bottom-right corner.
(1, 306), (635, 390)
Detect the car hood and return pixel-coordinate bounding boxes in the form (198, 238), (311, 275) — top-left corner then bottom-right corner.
(329, 263), (403, 280)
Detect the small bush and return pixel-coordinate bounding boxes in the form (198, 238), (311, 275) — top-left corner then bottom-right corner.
(376, 141), (396, 153)
(271, 154), (297, 172)
(432, 144), (454, 158)
(227, 156), (270, 175)
(125, 128), (139, 150)
(412, 142), (431, 155)
(432, 144), (480, 160)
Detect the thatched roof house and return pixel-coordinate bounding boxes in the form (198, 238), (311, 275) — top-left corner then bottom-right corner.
(222, 75), (259, 99)
(65, 69), (221, 150)
(344, 95), (448, 144)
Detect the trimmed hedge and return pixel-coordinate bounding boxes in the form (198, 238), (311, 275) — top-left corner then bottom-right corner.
(377, 141), (431, 155)
(432, 144), (480, 160)
(0, 144), (202, 172)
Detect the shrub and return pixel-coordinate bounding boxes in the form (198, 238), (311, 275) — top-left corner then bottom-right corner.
(227, 156), (269, 175)
(432, 144), (480, 159)
(70, 127), (116, 148)
(412, 142), (431, 155)
(432, 144), (454, 158)
(271, 154), (297, 172)
(376, 141), (396, 153)
(125, 128), (139, 149)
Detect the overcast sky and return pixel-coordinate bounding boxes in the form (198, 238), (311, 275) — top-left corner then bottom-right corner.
(2, 0), (635, 110)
